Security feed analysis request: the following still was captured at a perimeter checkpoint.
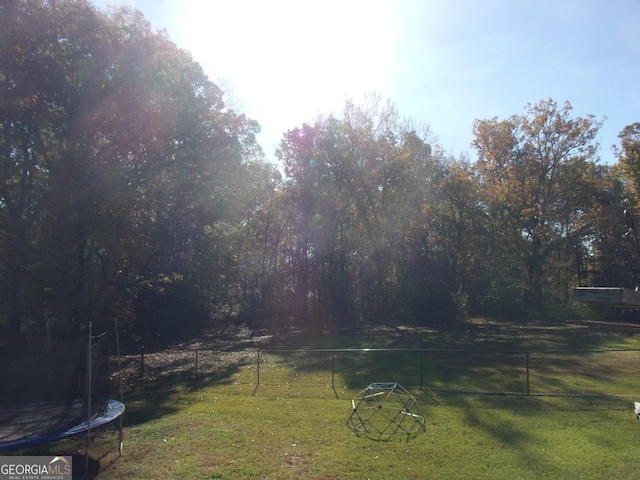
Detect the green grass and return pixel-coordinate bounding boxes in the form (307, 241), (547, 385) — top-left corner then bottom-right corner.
(90, 384), (640, 479)
(21, 320), (640, 478)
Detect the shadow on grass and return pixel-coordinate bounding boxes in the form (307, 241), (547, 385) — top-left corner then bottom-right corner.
(108, 319), (640, 470)
(255, 321), (640, 396)
(120, 352), (251, 427)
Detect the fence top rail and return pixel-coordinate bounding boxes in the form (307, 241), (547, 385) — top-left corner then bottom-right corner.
(151, 346), (640, 355)
(255, 347), (640, 355)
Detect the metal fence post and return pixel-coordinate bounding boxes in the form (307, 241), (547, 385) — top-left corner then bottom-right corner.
(526, 352), (530, 396)
(331, 351), (338, 399)
(252, 351), (261, 395)
(140, 345), (144, 380)
(331, 351), (335, 390)
(420, 350), (424, 390)
(195, 349), (199, 380)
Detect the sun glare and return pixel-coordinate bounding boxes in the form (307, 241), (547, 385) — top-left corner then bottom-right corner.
(169, 0), (397, 150)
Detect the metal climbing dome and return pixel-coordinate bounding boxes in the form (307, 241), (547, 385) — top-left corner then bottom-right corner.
(346, 382), (425, 439)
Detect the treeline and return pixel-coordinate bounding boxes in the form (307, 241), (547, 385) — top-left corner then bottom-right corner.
(2, 0), (640, 344)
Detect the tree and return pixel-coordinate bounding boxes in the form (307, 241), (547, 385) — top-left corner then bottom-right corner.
(615, 123), (640, 203)
(600, 123), (640, 289)
(472, 99), (604, 312)
(0, 0), (263, 342)
(425, 156), (486, 318)
(276, 94), (448, 329)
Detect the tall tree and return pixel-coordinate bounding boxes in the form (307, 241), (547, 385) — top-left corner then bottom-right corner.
(472, 99), (604, 312)
(606, 122), (640, 287)
(425, 156), (485, 317)
(0, 0), (263, 342)
(615, 123), (640, 203)
(276, 95), (445, 329)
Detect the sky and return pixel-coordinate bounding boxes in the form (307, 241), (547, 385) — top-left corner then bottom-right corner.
(90, 0), (640, 164)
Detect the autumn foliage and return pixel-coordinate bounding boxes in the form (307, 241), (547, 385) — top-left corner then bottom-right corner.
(1, 0), (638, 344)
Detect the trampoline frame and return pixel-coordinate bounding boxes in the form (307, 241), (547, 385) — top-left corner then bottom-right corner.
(0, 399), (124, 452)
(0, 322), (125, 461)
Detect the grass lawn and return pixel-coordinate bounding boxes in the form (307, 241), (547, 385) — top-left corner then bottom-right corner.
(20, 319), (640, 478)
(91, 384), (639, 479)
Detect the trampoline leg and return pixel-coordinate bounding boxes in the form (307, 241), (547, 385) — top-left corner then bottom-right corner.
(118, 417), (124, 456)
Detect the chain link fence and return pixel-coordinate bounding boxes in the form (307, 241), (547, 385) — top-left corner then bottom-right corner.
(122, 347), (640, 398)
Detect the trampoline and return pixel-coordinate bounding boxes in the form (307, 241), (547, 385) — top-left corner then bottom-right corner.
(0, 399), (124, 452)
(0, 322), (125, 455)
